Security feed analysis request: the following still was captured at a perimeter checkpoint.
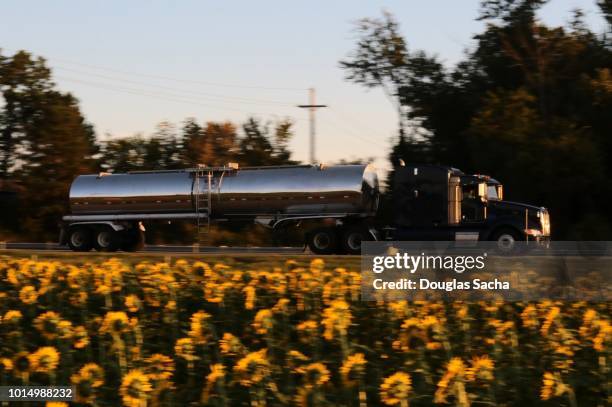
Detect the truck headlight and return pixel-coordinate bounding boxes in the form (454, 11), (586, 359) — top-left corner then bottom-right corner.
(539, 209), (551, 236)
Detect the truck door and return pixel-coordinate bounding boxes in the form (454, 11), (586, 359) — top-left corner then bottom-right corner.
(461, 183), (487, 222)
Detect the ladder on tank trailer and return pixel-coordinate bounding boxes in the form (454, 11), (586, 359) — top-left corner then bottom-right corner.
(192, 163), (238, 245)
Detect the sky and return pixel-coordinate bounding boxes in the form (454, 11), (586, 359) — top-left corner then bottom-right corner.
(1, 0), (607, 175)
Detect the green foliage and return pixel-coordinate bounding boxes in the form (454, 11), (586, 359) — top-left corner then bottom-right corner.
(100, 122), (183, 173)
(239, 117), (296, 166)
(340, 11), (411, 137)
(0, 50), (55, 176)
(0, 48), (297, 242)
(181, 119), (238, 167)
(0, 50), (97, 239)
(478, 0), (548, 22)
(598, 0), (612, 26)
(342, 5), (612, 238)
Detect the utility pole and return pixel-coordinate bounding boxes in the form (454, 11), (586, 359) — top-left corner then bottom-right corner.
(298, 88), (327, 164)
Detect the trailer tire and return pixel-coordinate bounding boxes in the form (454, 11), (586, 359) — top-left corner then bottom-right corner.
(341, 225), (370, 255)
(94, 227), (119, 252)
(121, 230), (145, 252)
(307, 228), (338, 255)
(68, 227), (93, 252)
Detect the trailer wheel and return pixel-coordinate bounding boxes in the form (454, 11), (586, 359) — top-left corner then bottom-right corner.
(94, 228), (119, 252)
(307, 228), (337, 255)
(68, 227), (93, 252)
(490, 227), (522, 254)
(341, 225), (370, 255)
(121, 230), (145, 252)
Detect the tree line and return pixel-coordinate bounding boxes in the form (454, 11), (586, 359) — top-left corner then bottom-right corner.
(1, 0), (611, 242)
(0, 51), (297, 240)
(341, 0), (612, 239)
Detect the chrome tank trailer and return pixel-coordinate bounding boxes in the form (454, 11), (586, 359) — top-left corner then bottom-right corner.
(67, 164), (379, 219)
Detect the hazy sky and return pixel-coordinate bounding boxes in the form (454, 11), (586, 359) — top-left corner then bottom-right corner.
(1, 1), (607, 173)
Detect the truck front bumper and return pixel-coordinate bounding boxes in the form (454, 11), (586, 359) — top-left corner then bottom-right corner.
(527, 234), (550, 248)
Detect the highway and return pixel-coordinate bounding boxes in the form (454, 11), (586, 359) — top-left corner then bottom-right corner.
(0, 242), (306, 255)
(2, 242), (608, 257)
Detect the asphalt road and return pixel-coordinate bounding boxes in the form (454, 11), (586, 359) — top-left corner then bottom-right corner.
(2, 242), (609, 257)
(0, 242), (306, 254)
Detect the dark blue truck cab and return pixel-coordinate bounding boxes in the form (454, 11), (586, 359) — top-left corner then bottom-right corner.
(392, 165), (550, 252)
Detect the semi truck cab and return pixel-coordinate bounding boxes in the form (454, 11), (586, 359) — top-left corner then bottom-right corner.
(392, 165), (550, 252)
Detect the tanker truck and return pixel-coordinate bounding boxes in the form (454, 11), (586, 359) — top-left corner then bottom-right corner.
(59, 163), (550, 254)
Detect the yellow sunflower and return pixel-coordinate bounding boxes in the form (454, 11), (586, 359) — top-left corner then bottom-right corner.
(73, 326), (90, 349)
(219, 333), (244, 356)
(174, 338), (197, 362)
(234, 349), (270, 387)
(34, 311), (62, 340)
(71, 363), (104, 404)
(57, 320), (73, 340)
(188, 310), (212, 344)
(29, 347), (60, 373)
(144, 353), (175, 381)
(125, 295), (141, 313)
(207, 363), (225, 384)
(19, 285), (38, 305)
(0, 358), (13, 372)
(297, 362), (330, 387)
(253, 309), (274, 335)
(79, 363), (105, 387)
(3, 310), (22, 323)
(340, 353), (367, 386)
(380, 372), (412, 406)
(120, 369), (152, 407)
(100, 311), (130, 335)
(12, 352), (32, 378)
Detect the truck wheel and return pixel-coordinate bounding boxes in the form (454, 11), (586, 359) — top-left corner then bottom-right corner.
(68, 227), (93, 252)
(121, 230), (145, 252)
(490, 228), (522, 254)
(342, 225), (370, 255)
(307, 228), (337, 255)
(94, 228), (119, 252)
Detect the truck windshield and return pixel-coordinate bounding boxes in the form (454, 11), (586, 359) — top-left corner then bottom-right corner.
(487, 185), (500, 200)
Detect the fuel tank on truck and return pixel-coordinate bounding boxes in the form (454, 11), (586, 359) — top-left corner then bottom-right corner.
(68, 164), (379, 219)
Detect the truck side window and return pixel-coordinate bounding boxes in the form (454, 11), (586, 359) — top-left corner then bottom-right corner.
(462, 185), (480, 222)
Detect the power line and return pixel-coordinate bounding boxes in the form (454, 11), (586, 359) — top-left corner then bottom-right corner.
(54, 65), (297, 106)
(318, 112), (386, 149)
(320, 109), (388, 147)
(55, 75), (305, 119)
(47, 56), (306, 91)
(328, 106), (389, 141)
(55, 74), (294, 108)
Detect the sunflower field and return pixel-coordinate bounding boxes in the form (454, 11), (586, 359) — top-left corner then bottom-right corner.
(0, 255), (609, 406)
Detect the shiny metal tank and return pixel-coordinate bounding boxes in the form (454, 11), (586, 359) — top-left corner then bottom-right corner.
(69, 164), (379, 218)
(69, 172), (194, 214)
